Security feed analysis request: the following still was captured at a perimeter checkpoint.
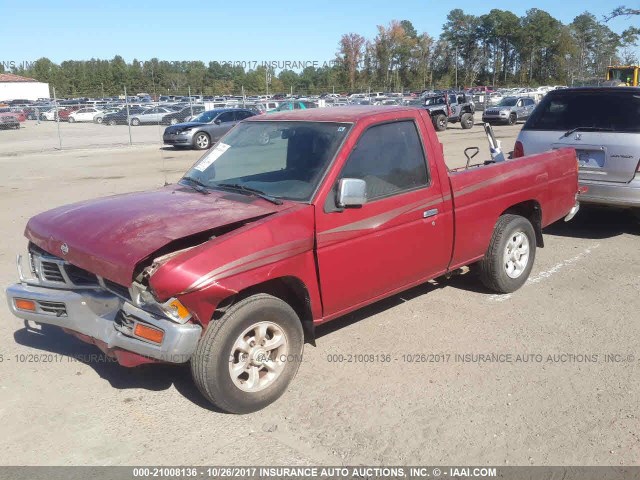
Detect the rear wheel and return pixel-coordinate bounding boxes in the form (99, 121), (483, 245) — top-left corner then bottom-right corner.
(130, 118), (140, 126)
(96, 117), (103, 124)
(68, 117), (75, 123)
(193, 132), (210, 150)
(508, 113), (517, 125)
(108, 119), (116, 126)
(170, 118), (178, 125)
(479, 214), (536, 293)
(433, 114), (448, 131)
(191, 294), (304, 413)
(461, 113), (474, 129)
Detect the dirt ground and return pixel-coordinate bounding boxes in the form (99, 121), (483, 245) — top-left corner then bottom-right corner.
(0, 121), (638, 466)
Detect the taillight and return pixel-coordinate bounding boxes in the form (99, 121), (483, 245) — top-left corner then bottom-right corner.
(636, 160), (640, 172)
(513, 140), (524, 158)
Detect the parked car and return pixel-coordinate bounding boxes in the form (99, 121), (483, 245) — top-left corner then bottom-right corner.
(128, 107), (175, 126)
(57, 106), (82, 122)
(160, 105), (205, 125)
(0, 113), (20, 129)
(0, 108), (26, 122)
(68, 107), (103, 123)
(423, 92), (475, 131)
(93, 108), (121, 124)
(163, 108), (257, 150)
(269, 101), (317, 112)
(102, 106), (150, 126)
(514, 87), (640, 210)
(7, 106), (580, 413)
(40, 106), (66, 121)
(482, 97), (536, 125)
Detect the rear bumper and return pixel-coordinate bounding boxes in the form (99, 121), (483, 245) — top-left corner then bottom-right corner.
(6, 283), (202, 365)
(579, 176), (640, 208)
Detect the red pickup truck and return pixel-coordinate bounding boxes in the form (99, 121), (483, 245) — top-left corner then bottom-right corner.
(6, 107), (580, 413)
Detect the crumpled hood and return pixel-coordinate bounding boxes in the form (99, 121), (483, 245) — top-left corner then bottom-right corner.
(25, 185), (285, 285)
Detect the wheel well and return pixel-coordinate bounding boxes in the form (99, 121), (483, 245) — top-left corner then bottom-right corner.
(502, 200), (544, 247)
(212, 277), (315, 340)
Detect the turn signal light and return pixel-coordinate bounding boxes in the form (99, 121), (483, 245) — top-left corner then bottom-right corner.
(14, 298), (36, 311)
(134, 323), (165, 344)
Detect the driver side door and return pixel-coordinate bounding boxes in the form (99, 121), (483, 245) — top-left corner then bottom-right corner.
(315, 119), (452, 318)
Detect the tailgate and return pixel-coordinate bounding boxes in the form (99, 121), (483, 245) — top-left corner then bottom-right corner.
(551, 134), (639, 184)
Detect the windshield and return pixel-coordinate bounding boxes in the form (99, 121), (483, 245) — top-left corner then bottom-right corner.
(182, 121), (351, 201)
(497, 97), (518, 107)
(608, 67), (635, 83)
(191, 110), (218, 123)
(424, 96), (445, 106)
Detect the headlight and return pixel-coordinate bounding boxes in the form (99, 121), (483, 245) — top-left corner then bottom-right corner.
(160, 298), (192, 323)
(130, 282), (192, 324)
(178, 129), (192, 135)
(499, 111), (508, 116)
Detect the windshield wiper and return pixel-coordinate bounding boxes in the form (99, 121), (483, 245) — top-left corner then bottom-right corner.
(180, 177), (211, 195)
(216, 183), (283, 205)
(561, 126), (614, 138)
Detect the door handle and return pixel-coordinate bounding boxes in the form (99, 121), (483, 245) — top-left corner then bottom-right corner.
(423, 208), (438, 218)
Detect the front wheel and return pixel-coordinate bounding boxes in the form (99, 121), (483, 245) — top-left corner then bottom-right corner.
(478, 214), (536, 293)
(68, 117), (75, 123)
(191, 294), (304, 413)
(460, 112), (474, 129)
(96, 117), (103, 124)
(193, 132), (210, 150)
(433, 114), (447, 131)
(170, 118), (178, 125)
(130, 118), (140, 126)
(508, 113), (517, 125)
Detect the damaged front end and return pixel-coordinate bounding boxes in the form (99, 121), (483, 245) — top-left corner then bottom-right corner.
(6, 243), (202, 367)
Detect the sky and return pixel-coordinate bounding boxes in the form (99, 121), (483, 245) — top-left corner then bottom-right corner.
(0, 0), (636, 66)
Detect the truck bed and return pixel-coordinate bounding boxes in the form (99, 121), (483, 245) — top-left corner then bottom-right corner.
(447, 148), (579, 269)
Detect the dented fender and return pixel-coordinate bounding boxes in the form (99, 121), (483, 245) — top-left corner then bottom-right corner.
(148, 204), (322, 327)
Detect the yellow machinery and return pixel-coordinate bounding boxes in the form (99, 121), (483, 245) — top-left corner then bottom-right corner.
(606, 65), (639, 86)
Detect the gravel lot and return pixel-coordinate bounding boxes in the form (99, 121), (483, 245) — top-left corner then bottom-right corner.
(0, 121), (638, 466)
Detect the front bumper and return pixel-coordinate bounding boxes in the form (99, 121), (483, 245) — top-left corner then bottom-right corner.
(6, 282), (202, 365)
(482, 113), (509, 123)
(579, 176), (640, 208)
(163, 132), (194, 145)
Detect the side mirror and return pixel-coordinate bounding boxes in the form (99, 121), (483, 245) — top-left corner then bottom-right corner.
(336, 178), (366, 208)
(214, 119), (222, 125)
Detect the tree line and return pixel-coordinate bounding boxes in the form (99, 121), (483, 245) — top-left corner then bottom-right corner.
(2, 8), (638, 97)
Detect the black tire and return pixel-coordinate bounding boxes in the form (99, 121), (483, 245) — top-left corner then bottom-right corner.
(108, 119), (116, 126)
(193, 132), (211, 150)
(68, 116), (75, 123)
(40, 114), (47, 121)
(508, 113), (517, 125)
(191, 293), (304, 414)
(96, 117), (103, 124)
(478, 214), (536, 293)
(170, 118), (178, 125)
(433, 114), (447, 131)
(130, 118), (140, 126)
(461, 112), (474, 129)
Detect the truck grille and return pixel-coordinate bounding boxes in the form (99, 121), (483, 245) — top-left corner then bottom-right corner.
(40, 260), (65, 283)
(29, 243), (99, 288)
(65, 263), (98, 286)
(37, 300), (67, 317)
(103, 279), (131, 300)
